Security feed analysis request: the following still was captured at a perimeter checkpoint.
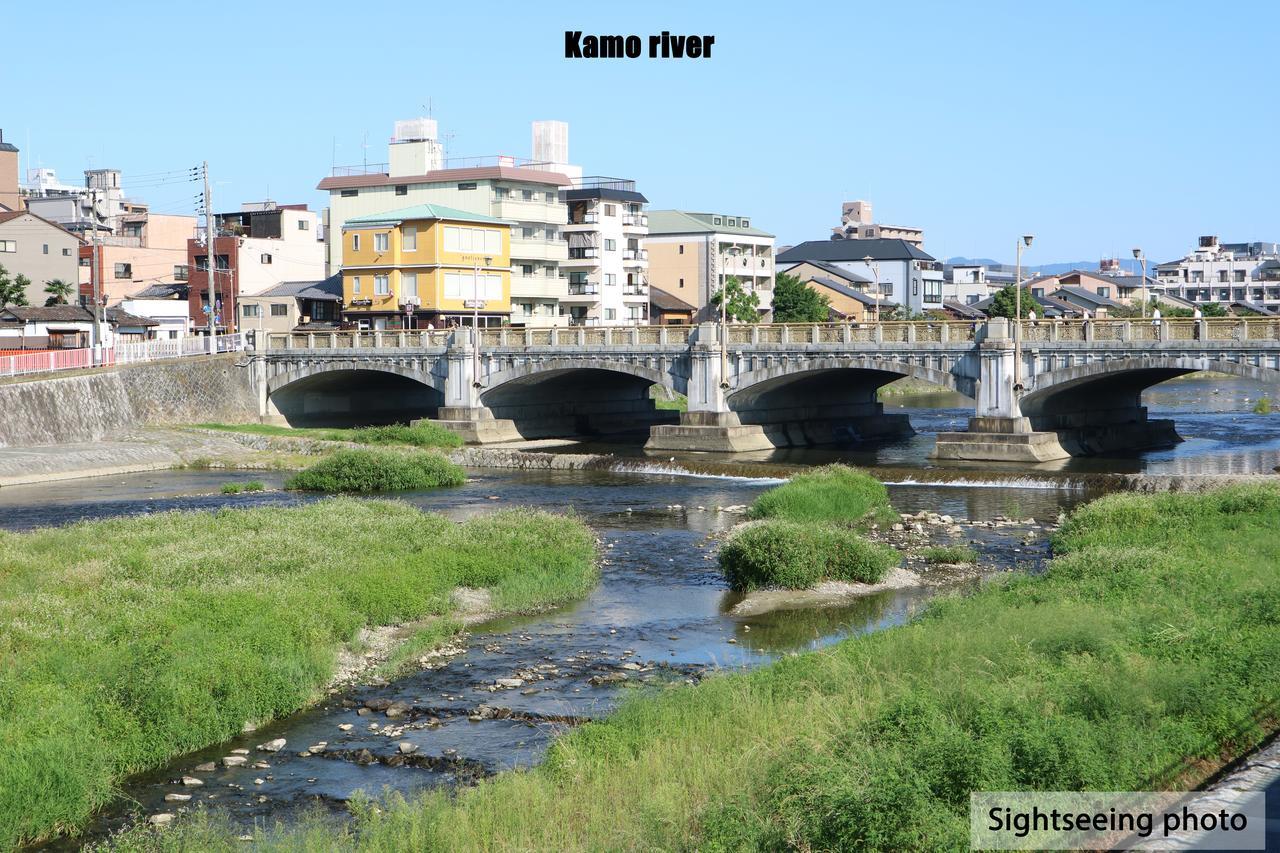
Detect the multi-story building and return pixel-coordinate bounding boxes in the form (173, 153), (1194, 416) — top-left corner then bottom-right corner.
(238, 276), (342, 336)
(186, 203), (325, 333)
(78, 212), (196, 307)
(339, 204), (511, 330)
(777, 238), (943, 315)
(1154, 235), (1280, 311)
(0, 210), (82, 305)
(119, 283), (192, 340)
(560, 177), (649, 325)
(646, 211), (775, 322)
(0, 130), (20, 212)
(831, 200), (925, 248)
(318, 119), (574, 327)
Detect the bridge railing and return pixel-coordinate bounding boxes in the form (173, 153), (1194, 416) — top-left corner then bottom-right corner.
(1018, 318), (1280, 344)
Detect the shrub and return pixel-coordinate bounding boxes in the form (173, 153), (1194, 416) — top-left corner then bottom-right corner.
(243, 480), (266, 492)
(1252, 397), (1272, 415)
(720, 520), (899, 591)
(920, 545), (977, 565)
(284, 449), (465, 492)
(749, 464), (895, 526)
(219, 482), (242, 494)
(350, 422), (464, 449)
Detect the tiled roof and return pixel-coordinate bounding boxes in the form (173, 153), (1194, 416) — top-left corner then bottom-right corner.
(649, 286), (696, 312)
(343, 204), (510, 228)
(807, 275), (880, 305)
(105, 307), (159, 327)
(0, 305), (94, 322)
(254, 274), (343, 301)
(1051, 285), (1125, 308)
(647, 210), (774, 238)
(783, 259), (873, 284)
(777, 238), (935, 263)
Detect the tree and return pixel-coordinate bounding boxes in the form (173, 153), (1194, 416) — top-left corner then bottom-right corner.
(44, 278), (74, 306)
(770, 272), (830, 323)
(0, 265), (30, 309)
(709, 276), (761, 323)
(986, 284), (1040, 319)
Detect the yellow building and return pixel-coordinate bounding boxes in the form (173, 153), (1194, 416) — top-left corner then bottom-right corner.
(341, 204), (512, 329)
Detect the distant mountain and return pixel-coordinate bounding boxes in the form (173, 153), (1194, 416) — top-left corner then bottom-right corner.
(944, 257), (1149, 276)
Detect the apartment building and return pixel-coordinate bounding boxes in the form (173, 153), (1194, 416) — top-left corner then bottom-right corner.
(78, 212), (196, 306)
(0, 210), (81, 305)
(318, 119), (574, 327)
(1154, 235), (1280, 310)
(831, 200), (925, 248)
(560, 177), (649, 325)
(0, 130), (19, 211)
(186, 203), (325, 333)
(646, 211), (775, 322)
(339, 204), (511, 330)
(777, 238), (943, 315)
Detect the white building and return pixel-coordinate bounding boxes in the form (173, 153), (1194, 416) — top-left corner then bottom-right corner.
(211, 204), (326, 296)
(119, 283), (192, 340)
(777, 238), (943, 315)
(559, 178), (648, 325)
(646, 211), (775, 322)
(318, 119), (576, 327)
(1154, 235), (1280, 311)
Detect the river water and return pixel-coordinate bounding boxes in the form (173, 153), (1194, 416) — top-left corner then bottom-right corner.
(4, 374), (1276, 847)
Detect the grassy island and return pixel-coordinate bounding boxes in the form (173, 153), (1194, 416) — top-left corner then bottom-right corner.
(0, 499), (596, 848)
(284, 449), (466, 492)
(129, 484), (1280, 851)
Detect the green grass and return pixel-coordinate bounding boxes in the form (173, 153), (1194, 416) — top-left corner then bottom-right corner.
(284, 449), (466, 493)
(648, 386), (688, 412)
(120, 484), (1280, 851)
(219, 481), (268, 495)
(0, 499), (597, 848)
(920, 545), (978, 565)
(1252, 397), (1272, 415)
(748, 464), (897, 527)
(191, 422), (463, 449)
(720, 520), (900, 590)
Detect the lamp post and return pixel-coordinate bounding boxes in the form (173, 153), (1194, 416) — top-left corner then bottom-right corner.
(1014, 234), (1034, 394)
(862, 255), (881, 326)
(472, 256), (491, 389)
(1132, 248), (1147, 319)
(719, 245), (741, 390)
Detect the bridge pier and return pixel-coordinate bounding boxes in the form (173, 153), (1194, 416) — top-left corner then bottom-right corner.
(416, 331), (524, 443)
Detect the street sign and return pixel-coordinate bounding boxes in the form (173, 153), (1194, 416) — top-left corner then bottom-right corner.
(463, 299), (486, 309)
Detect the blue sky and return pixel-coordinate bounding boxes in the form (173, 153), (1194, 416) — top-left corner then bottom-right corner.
(4, 0), (1277, 264)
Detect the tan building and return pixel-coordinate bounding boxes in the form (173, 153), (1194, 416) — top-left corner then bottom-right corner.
(782, 261), (893, 322)
(831, 200), (924, 247)
(0, 130), (19, 212)
(646, 210), (775, 322)
(0, 210), (82, 305)
(238, 276), (343, 336)
(80, 213), (197, 306)
(648, 286), (696, 325)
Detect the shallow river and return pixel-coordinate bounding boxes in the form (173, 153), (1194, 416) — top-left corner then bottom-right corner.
(3, 374), (1276, 847)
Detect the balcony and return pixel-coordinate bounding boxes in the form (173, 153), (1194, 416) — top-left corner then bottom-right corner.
(510, 276), (566, 300)
(563, 213), (599, 233)
(562, 248), (600, 268)
(562, 283), (601, 304)
(509, 237), (568, 262)
(491, 197), (568, 225)
(622, 285), (648, 299)
(622, 248), (649, 266)
(622, 213), (648, 231)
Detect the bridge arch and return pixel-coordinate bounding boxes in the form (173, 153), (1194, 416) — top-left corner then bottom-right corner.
(731, 356), (975, 401)
(266, 362), (444, 428)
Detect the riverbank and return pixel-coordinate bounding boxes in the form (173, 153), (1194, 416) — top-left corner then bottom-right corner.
(119, 483), (1280, 851)
(0, 499), (597, 849)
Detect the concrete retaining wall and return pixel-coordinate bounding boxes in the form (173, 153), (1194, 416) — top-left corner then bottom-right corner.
(0, 355), (257, 448)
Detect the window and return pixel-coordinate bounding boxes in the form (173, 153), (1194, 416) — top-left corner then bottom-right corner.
(1234, 270), (1246, 282)
(298, 219), (310, 230)
(394, 185), (408, 196)
(114, 263), (132, 279)
(402, 272), (418, 297)
(912, 279), (918, 296)
(402, 225), (417, 251)
(0, 240), (16, 252)
(605, 308), (616, 320)
(43, 243), (49, 254)
(374, 274), (389, 295)
(340, 189), (358, 197)
(545, 191), (556, 203)
(741, 219), (750, 228)
(519, 302), (533, 316)
(458, 182), (477, 191)
(605, 274), (617, 286)
(174, 265), (189, 281)
(678, 244), (684, 255)
(62, 247), (71, 256)
(444, 226), (501, 254)
(522, 226), (536, 239)
(604, 239), (616, 252)
(270, 303), (289, 317)
(678, 277), (684, 289)
(352, 233), (361, 252)
(712, 217), (721, 225)
(604, 203), (616, 216)
(924, 280), (942, 303)
(1097, 286), (1111, 298)
(260, 253), (273, 264)
(494, 187), (510, 199)
(522, 189), (534, 200)
(374, 233), (389, 252)
(352, 276), (361, 293)
(242, 303), (260, 317)
(1031, 287), (1045, 298)
(627, 306), (641, 321)
(521, 264), (534, 277)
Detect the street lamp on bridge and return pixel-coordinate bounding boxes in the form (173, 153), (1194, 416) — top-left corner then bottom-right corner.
(862, 254), (881, 327)
(1014, 234), (1034, 394)
(1132, 247), (1148, 319)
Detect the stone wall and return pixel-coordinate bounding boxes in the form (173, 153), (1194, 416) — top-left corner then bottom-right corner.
(0, 355), (257, 447)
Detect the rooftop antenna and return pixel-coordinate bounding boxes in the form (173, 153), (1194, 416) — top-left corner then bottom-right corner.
(361, 131), (369, 171)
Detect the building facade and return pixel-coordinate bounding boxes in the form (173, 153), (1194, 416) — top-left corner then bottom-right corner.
(560, 178), (649, 325)
(831, 200), (925, 247)
(1154, 235), (1280, 311)
(0, 130), (19, 212)
(340, 204), (511, 330)
(0, 210), (82, 305)
(78, 212), (196, 307)
(239, 276), (342, 336)
(777, 238), (943, 315)
(646, 211), (775, 323)
(318, 120), (574, 327)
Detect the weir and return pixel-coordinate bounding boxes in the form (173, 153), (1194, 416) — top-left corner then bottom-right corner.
(248, 320), (1280, 460)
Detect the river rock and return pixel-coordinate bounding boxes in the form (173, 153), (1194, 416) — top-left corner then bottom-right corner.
(620, 662), (643, 671)
(384, 700), (411, 719)
(495, 677), (524, 689)
(353, 748), (375, 766)
(164, 793), (192, 802)
(589, 672), (627, 685)
(180, 776), (203, 787)
(338, 723), (354, 731)
(230, 748), (250, 755)
(149, 813), (174, 827)
(223, 756), (248, 768)
(308, 742), (327, 754)
(364, 697), (393, 711)
(356, 708), (372, 717)
(398, 741), (418, 755)
(891, 523), (904, 532)
(194, 762), (216, 773)
(257, 738), (286, 753)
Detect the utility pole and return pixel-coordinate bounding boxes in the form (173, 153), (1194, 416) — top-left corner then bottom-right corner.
(203, 161), (216, 354)
(89, 188), (102, 359)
